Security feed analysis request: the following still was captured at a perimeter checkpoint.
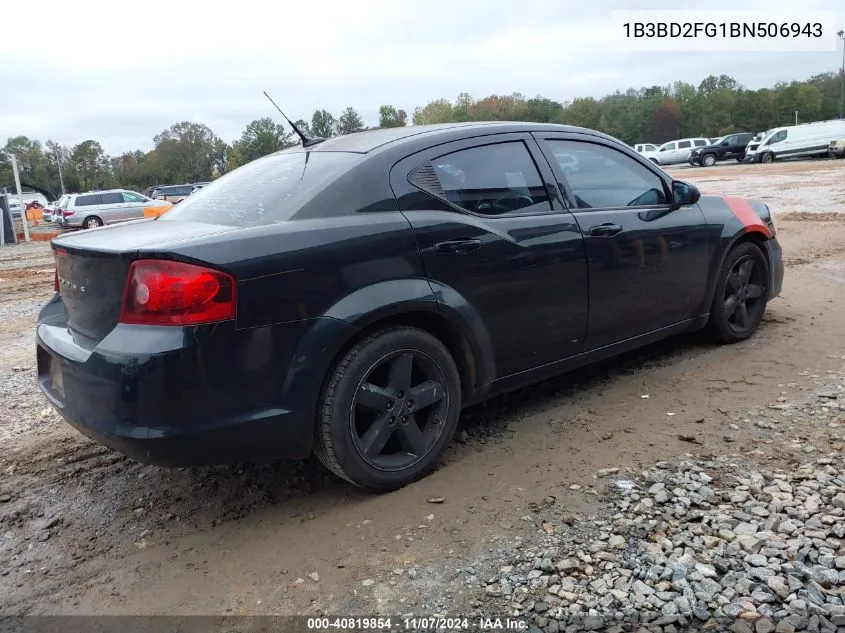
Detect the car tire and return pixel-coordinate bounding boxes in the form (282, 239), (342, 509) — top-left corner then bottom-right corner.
(706, 241), (769, 344)
(736, 158), (744, 162)
(84, 216), (103, 229)
(761, 152), (774, 164)
(315, 326), (461, 492)
(649, 158), (659, 165)
(702, 153), (717, 167)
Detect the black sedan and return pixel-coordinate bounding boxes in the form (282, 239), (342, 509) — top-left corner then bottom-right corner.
(37, 122), (784, 491)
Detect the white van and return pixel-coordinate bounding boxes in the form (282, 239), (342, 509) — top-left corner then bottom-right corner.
(642, 137), (710, 165)
(748, 120), (845, 163)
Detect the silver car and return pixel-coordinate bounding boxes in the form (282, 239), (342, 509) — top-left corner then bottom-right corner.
(59, 189), (164, 229)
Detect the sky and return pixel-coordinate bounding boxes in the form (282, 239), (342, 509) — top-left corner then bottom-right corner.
(1, 0), (843, 155)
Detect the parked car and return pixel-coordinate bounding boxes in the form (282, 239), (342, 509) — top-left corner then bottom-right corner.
(152, 184), (195, 204)
(42, 201), (59, 223)
(642, 138), (710, 165)
(689, 133), (755, 167)
(633, 143), (658, 154)
(7, 198), (23, 218)
(57, 189), (170, 229)
(37, 122), (784, 491)
(827, 139), (845, 158)
(747, 120), (845, 163)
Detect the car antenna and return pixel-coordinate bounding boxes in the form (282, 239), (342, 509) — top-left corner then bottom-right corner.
(263, 91), (325, 148)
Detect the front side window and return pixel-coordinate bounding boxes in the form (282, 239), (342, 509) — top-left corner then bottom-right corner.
(645, 144), (657, 152)
(678, 140), (691, 149)
(543, 140), (669, 209)
(660, 142), (676, 152)
(122, 192), (146, 203)
(765, 130), (787, 145)
(429, 142), (551, 216)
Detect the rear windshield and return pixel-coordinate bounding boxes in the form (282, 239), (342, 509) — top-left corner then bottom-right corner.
(160, 151), (361, 227)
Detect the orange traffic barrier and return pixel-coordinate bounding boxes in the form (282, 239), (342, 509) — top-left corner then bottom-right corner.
(144, 202), (173, 218)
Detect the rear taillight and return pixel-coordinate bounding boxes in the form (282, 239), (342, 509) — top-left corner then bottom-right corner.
(54, 269), (59, 292)
(119, 260), (236, 326)
(62, 209), (74, 217)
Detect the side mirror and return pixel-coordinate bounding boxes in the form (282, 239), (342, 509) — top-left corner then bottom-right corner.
(721, 141), (729, 146)
(672, 181), (700, 208)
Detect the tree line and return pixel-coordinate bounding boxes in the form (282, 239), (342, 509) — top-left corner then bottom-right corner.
(1, 71), (841, 199)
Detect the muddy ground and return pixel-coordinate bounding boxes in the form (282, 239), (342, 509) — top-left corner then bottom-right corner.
(1, 159), (844, 618)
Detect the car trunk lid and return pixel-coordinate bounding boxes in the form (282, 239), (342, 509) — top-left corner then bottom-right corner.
(52, 220), (239, 342)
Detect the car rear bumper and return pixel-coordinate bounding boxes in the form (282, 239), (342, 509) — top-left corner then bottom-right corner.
(36, 297), (349, 466)
(765, 237), (784, 300)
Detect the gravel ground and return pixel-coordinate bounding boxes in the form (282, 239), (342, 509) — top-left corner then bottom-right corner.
(476, 370), (845, 633)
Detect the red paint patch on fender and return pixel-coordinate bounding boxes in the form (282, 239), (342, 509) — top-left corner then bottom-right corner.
(720, 195), (771, 238)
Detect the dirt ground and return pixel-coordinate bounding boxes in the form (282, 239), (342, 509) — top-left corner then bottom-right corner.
(1, 159), (845, 617)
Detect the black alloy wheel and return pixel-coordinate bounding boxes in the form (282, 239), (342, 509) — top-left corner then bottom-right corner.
(707, 241), (769, 343)
(350, 350), (448, 471)
(315, 326), (461, 491)
(723, 255), (765, 334)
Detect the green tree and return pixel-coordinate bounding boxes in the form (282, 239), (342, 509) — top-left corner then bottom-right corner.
(378, 105), (407, 128)
(452, 93), (474, 122)
(153, 121), (217, 182)
(311, 110), (337, 138)
(70, 140), (105, 190)
(412, 99), (454, 125)
(337, 107), (365, 135)
(238, 117), (292, 162)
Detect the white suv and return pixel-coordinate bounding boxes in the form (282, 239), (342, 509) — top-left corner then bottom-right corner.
(643, 138), (710, 165)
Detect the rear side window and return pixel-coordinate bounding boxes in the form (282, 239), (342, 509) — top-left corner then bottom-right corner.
(75, 195), (100, 207)
(100, 192), (124, 204)
(694, 139), (708, 147)
(160, 151), (362, 227)
(426, 142), (550, 216)
(678, 140), (691, 149)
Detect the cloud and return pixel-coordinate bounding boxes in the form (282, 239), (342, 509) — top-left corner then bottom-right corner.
(1, 0), (842, 154)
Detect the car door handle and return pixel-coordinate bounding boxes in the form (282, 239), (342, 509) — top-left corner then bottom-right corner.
(434, 238), (483, 254)
(588, 223), (623, 237)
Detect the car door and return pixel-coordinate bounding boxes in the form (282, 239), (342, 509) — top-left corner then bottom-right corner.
(534, 134), (710, 350)
(121, 191), (148, 220)
(658, 142), (676, 163)
(730, 135), (748, 159)
(390, 133), (589, 379)
(676, 140), (693, 162)
(96, 192), (127, 224)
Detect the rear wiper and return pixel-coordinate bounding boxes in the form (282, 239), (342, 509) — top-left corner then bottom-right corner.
(263, 91), (326, 148)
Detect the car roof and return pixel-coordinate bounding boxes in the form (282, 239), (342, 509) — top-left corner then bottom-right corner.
(289, 122), (616, 154)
